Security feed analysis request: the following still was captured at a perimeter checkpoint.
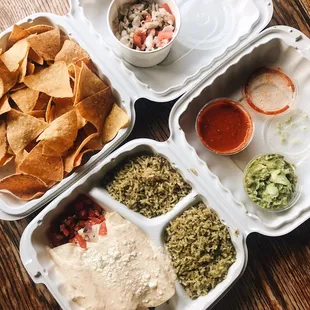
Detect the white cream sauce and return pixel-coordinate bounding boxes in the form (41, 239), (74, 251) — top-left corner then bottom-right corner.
(49, 212), (175, 310)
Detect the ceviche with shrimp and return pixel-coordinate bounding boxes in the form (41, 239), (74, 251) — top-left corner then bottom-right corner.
(114, 1), (176, 51)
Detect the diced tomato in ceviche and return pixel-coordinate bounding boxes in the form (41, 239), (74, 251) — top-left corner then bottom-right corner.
(48, 194), (107, 249)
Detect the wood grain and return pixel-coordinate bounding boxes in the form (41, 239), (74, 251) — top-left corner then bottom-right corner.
(0, 0), (310, 310)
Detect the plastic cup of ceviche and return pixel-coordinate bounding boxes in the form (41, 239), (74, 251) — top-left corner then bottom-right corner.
(243, 153), (301, 213)
(107, 0), (181, 67)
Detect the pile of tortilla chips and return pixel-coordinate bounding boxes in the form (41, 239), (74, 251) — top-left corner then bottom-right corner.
(0, 24), (129, 201)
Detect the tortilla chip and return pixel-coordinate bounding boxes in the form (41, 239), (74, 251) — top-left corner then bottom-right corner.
(26, 62), (35, 75)
(24, 61), (73, 97)
(0, 95), (11, 115)
(74, 149), (94, 167)
(75, 56), (95, 72)
(28, 28), (61, 61)
(74, 62), (107, 104)
(28, 110), (45, 118)
(0, 38), (30, 72)
(10, 88), (39, 113)
(7, 145), (14, 155)
(64, 132), (98, 173)
(76, 87), (113, 133)
(45, 97), (54, 123)
(7, 24), (30, 48)
(26, 25), (55, 35)
(0, 64), (19, 97)
(18, 53), (28, 83)
(0, 173), (48, 200)
(28, 48), (44, 65)
(42, 143), (61, 156)
(0, 153), (14, 166)
(83, 123), (103, 150)
(19, 143), (63, 183)
(15, 149), (28, 172)
(0, 120), (7, 161)
(72, 65), (82, 98)
(10, 83), (26, 92)
(34, 92), (50, 110)
(7, 109), (47, 154)
(37, 109), (78, 154)
(55, 40), (89, 65)
(52, 97), (73, 120)
(102, 104), (129, 143)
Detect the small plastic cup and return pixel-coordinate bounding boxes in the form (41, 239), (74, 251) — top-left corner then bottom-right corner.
(107, 0), (181, 68)
(243, 154), (301, 213)
(195, 98), (255, 156)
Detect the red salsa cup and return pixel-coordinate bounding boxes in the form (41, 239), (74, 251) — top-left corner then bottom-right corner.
(196, 98), (255, 155)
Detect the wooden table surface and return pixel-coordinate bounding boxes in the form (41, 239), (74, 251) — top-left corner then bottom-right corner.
(0, 1), (310, 309)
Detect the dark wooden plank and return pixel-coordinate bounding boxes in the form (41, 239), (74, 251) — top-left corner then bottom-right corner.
(0, 1), (310, 310)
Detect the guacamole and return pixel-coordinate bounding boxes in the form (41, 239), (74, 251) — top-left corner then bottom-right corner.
(244, 154), (298, 210)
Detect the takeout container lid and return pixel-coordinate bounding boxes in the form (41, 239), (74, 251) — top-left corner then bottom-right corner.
(0, 0), (274, 219)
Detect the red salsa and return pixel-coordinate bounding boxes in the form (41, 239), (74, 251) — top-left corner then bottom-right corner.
(196, 99), (253, 155)
(47, 194), (107, 249)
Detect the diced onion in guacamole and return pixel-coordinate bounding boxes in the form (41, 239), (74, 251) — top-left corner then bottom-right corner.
(244, 154), (298, 210)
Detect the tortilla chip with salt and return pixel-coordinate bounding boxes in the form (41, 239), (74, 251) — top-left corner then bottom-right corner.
(0, 95), (11, 115)
(64, 132), (98, 173)
(0, 38), (29, 72)
(76, 87), (113, 133)
(10, 88), (39, 113)
(0, 63), (19, 97)
(7, 24), (30, 48)
(55, 40), (89, 65)
(28, 48), (44, 65)
(19, 143), (63, 183)
(102, 103), (129, 143)
(24, 61), (73, 98)
(0, 173), (48, 200)
(74, 62), (108, 104)
(28, 28), (61, 61)
(7, 109), (47, 154)
(37, 109), (78, 154)
(27, 24), (55, 35)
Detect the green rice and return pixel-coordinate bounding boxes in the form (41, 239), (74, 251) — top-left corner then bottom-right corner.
(102, 153), (192, 218)
(165, 203), (236, 299)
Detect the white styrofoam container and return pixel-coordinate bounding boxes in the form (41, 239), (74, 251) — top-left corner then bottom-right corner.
(20, 139), (247, 310)
(0, 14), (135, 219)
(169, 26), (310, 237)
(20, 22), (310, 310)
(0, 0), (273, 219)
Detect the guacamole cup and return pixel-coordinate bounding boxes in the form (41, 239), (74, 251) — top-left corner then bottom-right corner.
(243, 154), (301, 213)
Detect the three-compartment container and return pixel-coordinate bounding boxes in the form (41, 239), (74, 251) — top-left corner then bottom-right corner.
(7, 0), (310, 309)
